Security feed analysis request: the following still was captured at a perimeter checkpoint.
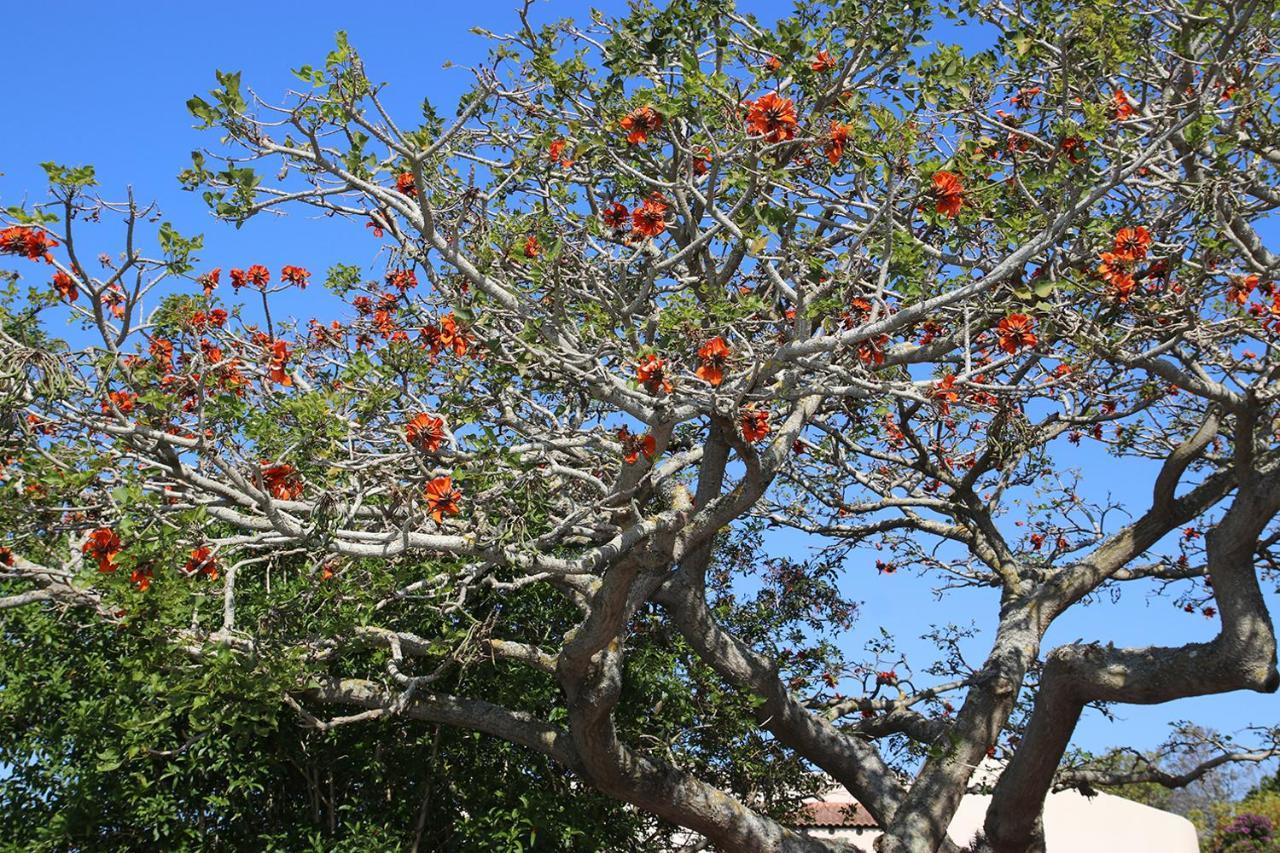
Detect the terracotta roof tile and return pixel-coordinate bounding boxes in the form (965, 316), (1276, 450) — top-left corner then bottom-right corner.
(797, 800), (878, 828)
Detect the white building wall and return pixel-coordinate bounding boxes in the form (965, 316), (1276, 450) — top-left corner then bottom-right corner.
(945, 789), (1199, 852)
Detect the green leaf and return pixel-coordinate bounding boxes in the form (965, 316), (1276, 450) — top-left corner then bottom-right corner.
(186, 96), (218, 127)
(41, 162), (98, 189)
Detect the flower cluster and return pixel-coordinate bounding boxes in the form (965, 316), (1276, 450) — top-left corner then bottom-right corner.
(696, 337), (731, 386)
(52, 271), (79, 302)
(617, 426), (657, 465)
(395, 171), (417, 196)
(996, 314), (1037, 354)
(198, 268), (221, 295)
(267, 340), (292, 386)
(230, 265), (270, 290)
(620, 106), (662, 145)
(824, 121), (851, 166)
(601, 195), (670, 243)
(1110, 89), (1135, 120)
(261, 462), (304, 500)
(931, 171), (965, 219)
(280, 265), (311, 288)
(424, 476), (462, 523)
(102, 390), (138, 415)
(810, 50), (836, 73)
(745, 93), (798, 143)
(83, 527), (122, 573)
(405, 413), (446, 453)
(547, 138), (573, 168)
(0, 226), (58, 262)
(1096, 226), (1152, 302)
(420, 313), (472, 358)
(182, 546), (219, 580)
(636, 354), (672, 395)
(631, 194), (668, 239)
(739, 407), (771, 443)
(386, 270), (417, 292)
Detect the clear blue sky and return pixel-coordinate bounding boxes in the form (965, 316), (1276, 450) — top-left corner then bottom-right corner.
(2, 0), (1274, 771)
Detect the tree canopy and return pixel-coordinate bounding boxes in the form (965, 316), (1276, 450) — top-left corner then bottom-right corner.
(3, 0), (1280, 850)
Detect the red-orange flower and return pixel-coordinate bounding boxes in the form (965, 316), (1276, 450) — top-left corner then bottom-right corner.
(437, 314), (471, 357)
(1012, 87), (1041, 109)
(149, 337), (174, 371)
(636, 354), (672, 395)
(692, 148), (711, 176)
(631, 194), (668, 239)
(917, 320), (944, 345)
(740, 407), (771, 443)
(932, 171), (965, 219)
(602, 202), (629, 230)
(762, 56), (782, 74)
(424, 475), (462, 523)
(825, 121), (851, 166)
(191, 308), (228, 331)
(996, 314), (1038, 354)
(267, 340), (292, 386)
(932, 374), (960, 413)
(846, 297), (874, 326)
(1106, 272), (1138, 303)
(696, 337), (731, 386)
(102, 285), (126, 319)
(745, 93), (798, 144)
(810, 50), (836, 73)
(261, 462), (304, 501)
(1096, 251), (1130, 283)
(230, 265), (266, 289)
(395, 171), (418, 196)
(1111, 89), (1135, 120)
(0, 226), (58, 262)
(104, 390), (137, 415)
(182, 546), (219, 580)
(199, 268), (220, 295)
(1096, 249), (1139, 301)
(83, 527), (122, 573)
(620, 106), (663, 145)
(617, 427), (657, 465)
(406, 413), (446, 453)
(52, 271), (79, 302)
(548, 138), (568, 163)
(130, 566), (153, 592)
(1060, 136), (1086, 164)
(857, 334), (890, 366)
(523, 234), (541, 258)
(280, 265), (310, 288)
(386, 270), (418, 292)
(1112, 226), (1152, 261)
(1228, 274), (1259, 306)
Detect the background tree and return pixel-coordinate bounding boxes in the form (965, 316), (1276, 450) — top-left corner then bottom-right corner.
(1062, 725), (1274, 838)
(3, 1), (1280, 851)
(1191, 765), (1280, 851)
(0, 518), (828, 851)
